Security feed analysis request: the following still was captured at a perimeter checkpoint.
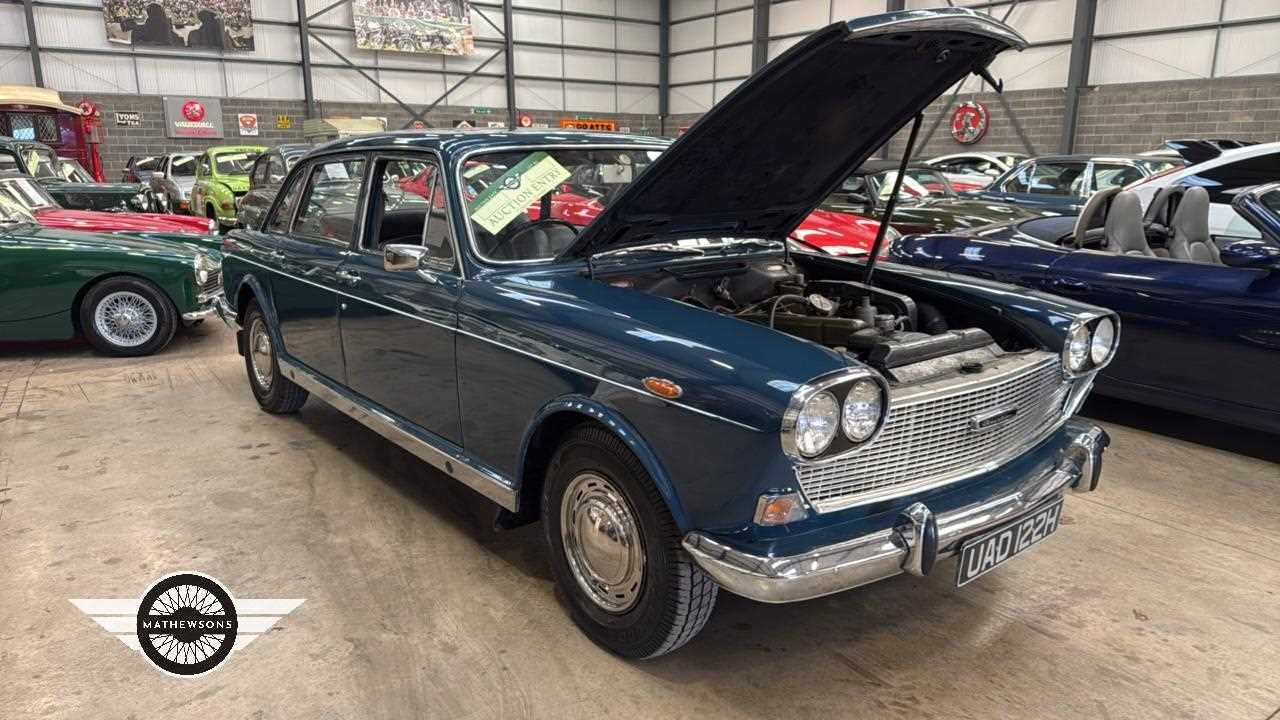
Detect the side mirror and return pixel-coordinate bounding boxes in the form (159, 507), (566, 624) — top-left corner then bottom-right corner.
(1220, 240), (1280, 270)
(383, 243), (428, 272)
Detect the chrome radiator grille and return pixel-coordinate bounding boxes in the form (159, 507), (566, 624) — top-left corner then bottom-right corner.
(796, 354), (1071, 512)
(199, 270), (222, 297)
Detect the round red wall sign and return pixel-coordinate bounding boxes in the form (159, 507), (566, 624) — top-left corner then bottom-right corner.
(182, 101), (206, 122)
(950, 101), (989, 144)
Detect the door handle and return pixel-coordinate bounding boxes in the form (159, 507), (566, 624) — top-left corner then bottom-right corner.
(1047, 277), (1090, 293)
(266, 249), (285, 260)
(336, 269), (361, 285)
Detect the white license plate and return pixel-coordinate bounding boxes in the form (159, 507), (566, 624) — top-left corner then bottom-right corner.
(955, 498), (1063, 587)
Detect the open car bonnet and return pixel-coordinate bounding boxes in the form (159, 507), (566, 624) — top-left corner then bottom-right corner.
(559, 8), (1026, 259)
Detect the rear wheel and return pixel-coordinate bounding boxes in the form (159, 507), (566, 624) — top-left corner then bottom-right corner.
(542, 425), (717, 658)
(79, 277), (177, 357)
(242, 301), (308, 414)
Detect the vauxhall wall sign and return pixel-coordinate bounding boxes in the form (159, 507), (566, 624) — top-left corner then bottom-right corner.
(162, 96), (225, 139)
(950, 100), (990, 145)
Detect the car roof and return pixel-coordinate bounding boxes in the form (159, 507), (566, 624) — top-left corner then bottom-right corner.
(931, 151), (1025, 160)
(1025, 154), (1157, 164)
(0, 136), (52, 151)
(310, 129), (670, 158)
(857, 159), (941, 173)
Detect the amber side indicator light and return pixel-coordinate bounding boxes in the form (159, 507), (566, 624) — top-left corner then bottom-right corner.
(642, 377), (682, 399)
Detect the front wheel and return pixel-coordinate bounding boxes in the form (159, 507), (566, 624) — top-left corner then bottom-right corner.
(79, 276), (177, 357)
(543, 425), (717, 658)
(242, 301), (308, 414)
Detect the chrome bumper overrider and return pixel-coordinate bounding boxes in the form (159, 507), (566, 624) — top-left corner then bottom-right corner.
(213, 293), (236, 328)
(183, 291), (225, 321)
(682, 425), (1108, 604)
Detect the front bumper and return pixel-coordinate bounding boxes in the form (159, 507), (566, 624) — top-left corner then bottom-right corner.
(182, 289), (225, 322)
(682, 424), (1108, 603)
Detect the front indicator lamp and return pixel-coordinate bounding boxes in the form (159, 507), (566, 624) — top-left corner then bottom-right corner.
(755, 492), (808, 526)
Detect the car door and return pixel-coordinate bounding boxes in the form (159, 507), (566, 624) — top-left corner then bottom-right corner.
(269, 154), (367, 383)
(335, 154), (463, 444)
(1045, 251), (1280, 413)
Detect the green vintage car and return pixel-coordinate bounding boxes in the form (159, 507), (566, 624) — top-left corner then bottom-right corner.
(0, 195), (222, 356)
(190, 145), (264, 233)
(0, 137), (160, 212)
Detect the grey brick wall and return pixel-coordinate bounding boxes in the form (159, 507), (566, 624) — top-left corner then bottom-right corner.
(88, 93), (663, 180)
(661, 72), (1280, 159)
(1075, 74), (1280, 155)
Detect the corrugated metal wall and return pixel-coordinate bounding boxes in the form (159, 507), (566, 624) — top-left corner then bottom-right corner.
(0, 0), (661, 117)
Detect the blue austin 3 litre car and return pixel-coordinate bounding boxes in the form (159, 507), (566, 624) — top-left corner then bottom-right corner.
(216, 8), (1119, 657)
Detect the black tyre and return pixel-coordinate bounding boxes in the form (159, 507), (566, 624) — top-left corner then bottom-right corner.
(79, 276), (178, 357)
(543, 425), (717, 658)
(242, 301), (308, 414)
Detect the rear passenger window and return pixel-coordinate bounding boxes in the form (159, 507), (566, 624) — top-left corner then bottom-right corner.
(294, 158), (366, 245)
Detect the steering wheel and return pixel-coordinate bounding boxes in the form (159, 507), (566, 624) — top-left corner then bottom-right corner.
(489, 219), (579, 260)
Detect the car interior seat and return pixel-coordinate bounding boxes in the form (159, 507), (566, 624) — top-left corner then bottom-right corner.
(1166, 186), (1221, 264)
(1071, 187), (1119, 248)
(1105, 191), (1156, 257)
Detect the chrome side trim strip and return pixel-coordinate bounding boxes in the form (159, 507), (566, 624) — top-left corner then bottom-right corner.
(683, 424), (1107, 604)
(277, 357), (518, 510)
(229, 252), (764, 432)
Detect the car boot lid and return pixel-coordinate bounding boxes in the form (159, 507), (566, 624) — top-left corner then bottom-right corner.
(559, 8), (1026, 259)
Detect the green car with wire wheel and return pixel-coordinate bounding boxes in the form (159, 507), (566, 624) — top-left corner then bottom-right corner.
(190, 145), (265, 233)
(0, 195), (223, 356)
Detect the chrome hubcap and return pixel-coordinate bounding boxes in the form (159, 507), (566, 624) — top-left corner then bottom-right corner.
(248, 318), (274, 390)
(93, 291), (158, 347)
(560, 472), (645, 613)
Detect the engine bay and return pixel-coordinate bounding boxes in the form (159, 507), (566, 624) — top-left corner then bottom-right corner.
(602, 256), (1035, 383)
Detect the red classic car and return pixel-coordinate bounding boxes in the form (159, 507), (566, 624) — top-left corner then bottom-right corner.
(400, 162), (887, 256)
(0, 173), (215, 236)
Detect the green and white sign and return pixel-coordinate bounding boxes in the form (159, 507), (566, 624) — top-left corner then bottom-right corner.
(468, 152), (571, 235)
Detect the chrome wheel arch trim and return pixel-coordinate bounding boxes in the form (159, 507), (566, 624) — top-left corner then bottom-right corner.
(276, 357), (518, 511)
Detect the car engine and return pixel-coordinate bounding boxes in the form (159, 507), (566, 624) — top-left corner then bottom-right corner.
(605, 257), (1032, 383)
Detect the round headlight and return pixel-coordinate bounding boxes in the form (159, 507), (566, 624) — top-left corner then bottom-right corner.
(1090, 317), (1115, 365)
(1066, 323), (1090, 372)
(795, 391), (840, 457)
(842, 379), (882, 442)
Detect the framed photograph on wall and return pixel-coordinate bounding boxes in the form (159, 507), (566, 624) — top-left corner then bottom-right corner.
(353, 0), (474, 55)
(103, 0), (255, 51)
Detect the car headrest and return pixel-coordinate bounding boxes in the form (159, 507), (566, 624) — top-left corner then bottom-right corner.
(1073, 186), (1120, 246)
(1105, 191), (1152, 256)
(1171, 185), (1210, 240)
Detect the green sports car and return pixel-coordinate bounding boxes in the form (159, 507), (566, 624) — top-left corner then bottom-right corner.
(0, 195), (222, 356)
(0, 137), (161, 212)
(190, 145), (265, 233)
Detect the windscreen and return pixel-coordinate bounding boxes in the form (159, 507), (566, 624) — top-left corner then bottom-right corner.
(213, 152), (259, 175)
(462, 147), (662, 263)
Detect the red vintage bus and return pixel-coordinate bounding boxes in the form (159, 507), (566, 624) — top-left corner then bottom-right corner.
(0, 85), (104, 181)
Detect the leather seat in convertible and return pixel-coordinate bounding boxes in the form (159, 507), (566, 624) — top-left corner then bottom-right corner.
(1166, 186), (1222, 264)
(1104, 190), (1156, 257)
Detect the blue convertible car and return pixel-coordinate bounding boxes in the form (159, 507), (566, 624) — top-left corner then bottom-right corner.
(892, 183), (1280, 433)
(217, 8), (1118, 657)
